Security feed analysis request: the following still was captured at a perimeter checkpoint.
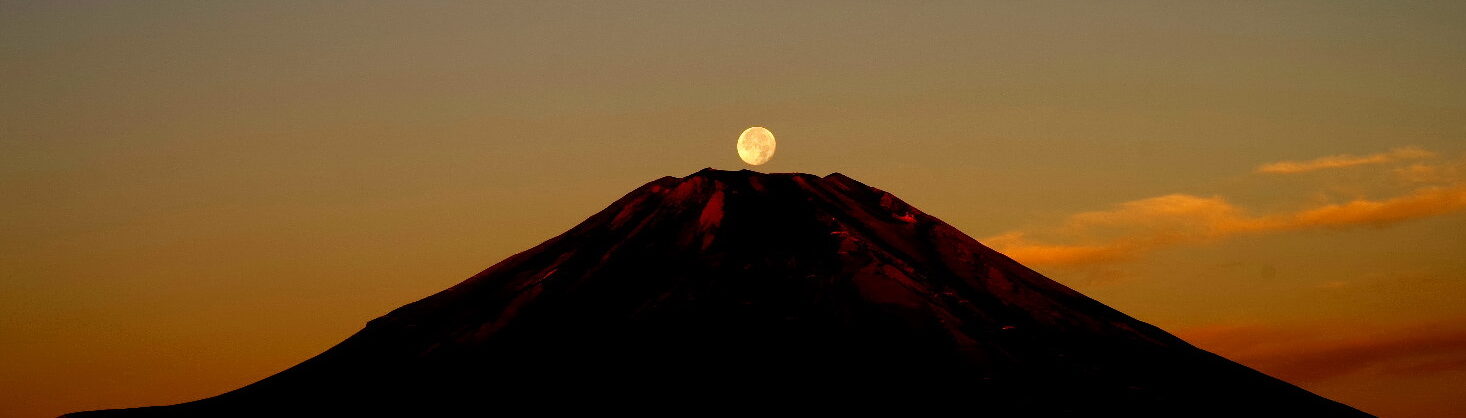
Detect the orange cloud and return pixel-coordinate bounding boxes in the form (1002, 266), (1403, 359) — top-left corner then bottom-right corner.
(1175, 321), (1466, 383)
(1285, 185), (1466, 229)
(1394, 163), (1447, 183)
(1393, 155), (1466, 184)
(1256, 146), (1434, 174)
(984, 194), (1252, 266)
(986, 184), (1466, 267)
(983, 233), (1139, 266)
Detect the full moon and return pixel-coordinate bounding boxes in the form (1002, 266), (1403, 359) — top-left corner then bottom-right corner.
(736, 126), (776, 166)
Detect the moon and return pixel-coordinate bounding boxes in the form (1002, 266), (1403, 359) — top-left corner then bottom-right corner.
(736, 127), (776, 166)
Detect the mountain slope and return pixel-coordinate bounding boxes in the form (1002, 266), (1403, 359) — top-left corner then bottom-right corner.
(67, 169), (1370, 417)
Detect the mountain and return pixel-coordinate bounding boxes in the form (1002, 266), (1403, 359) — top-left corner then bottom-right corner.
(67, 169), (1370, 417)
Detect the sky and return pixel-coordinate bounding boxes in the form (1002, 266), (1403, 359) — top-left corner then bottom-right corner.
(2, 1), (1464, 417)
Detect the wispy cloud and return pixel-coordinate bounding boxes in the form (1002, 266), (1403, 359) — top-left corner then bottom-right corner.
(983, 194), (1249, 266)
(1288, 184), (1466, 228)
(983, 233), (1134, 266)
(988, 185), (1466, 266)
(1256, 146), (1434, 174)
(1394, 156), (1466, 184)
(987, 149), (1466, 267)
(1176, 320), (1466, 383)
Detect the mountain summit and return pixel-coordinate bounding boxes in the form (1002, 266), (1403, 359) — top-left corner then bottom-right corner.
(69, 169), (1369, 417)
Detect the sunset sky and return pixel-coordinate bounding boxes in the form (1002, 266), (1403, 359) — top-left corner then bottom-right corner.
(3, 2), (1465, 417)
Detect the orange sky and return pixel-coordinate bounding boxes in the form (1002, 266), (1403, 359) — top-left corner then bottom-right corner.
(3, 2), (1465, 417)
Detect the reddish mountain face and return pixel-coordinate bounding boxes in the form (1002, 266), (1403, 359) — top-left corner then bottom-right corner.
(69, 169), (1369, 417)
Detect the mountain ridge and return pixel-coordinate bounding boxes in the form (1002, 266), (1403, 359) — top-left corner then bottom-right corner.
(66, 168), (1370, 417)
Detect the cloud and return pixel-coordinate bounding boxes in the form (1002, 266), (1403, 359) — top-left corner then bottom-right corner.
(983, 194), (1241, 265)
(985, 184), (1466, 267)
(984, 194), (1254, 266)
(1393, 156), (1466, 184)
(1394, 163), (1446, 183)
(984, 148), (1466, 268)
(983, 233), (1138, 266)
(1175, 321), (1466, 383)
(1286, 185), (1466, 229)
(1256, 146), (1434, 174)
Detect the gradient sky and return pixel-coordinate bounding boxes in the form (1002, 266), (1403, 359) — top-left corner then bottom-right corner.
(3, 2), (1465, 417)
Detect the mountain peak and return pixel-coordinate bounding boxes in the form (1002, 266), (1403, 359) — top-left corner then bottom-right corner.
(683, 167), (821, 182)
(606, 169), (922, 242)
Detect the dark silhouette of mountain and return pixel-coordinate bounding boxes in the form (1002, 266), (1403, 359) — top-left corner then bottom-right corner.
(67, 169), (1370, 417)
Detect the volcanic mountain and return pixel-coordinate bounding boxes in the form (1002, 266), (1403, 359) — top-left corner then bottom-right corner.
(69, 169), (1369, 417)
